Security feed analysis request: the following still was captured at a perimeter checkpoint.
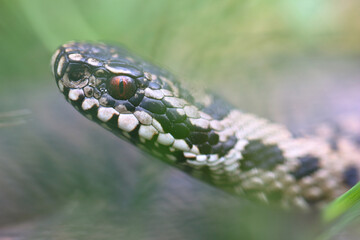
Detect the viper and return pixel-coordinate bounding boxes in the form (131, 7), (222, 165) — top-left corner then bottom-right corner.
(51, 42), (360, 210)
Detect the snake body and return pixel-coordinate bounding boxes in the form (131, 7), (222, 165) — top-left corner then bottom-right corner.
(51, 42), (360, 210)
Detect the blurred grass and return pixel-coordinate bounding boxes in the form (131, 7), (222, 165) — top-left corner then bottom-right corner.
(323, 182), (360, 223)
(318, 200), (360, 240)
(0, 0), (359, 84)
(1, 0), (360, 239)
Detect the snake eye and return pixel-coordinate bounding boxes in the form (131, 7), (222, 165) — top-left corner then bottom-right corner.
(109, 75), (137, 100)
(68, 63), (86, 82)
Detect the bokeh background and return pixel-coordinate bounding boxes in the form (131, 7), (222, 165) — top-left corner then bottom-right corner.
(1, 0), (360, 239)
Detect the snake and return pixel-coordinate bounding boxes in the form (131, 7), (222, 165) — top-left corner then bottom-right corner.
(51, 41), (360, 210)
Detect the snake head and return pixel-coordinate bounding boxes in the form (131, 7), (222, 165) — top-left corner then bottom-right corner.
(51, 42), (149, 115)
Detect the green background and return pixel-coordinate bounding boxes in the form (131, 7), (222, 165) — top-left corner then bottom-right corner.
(1, 0), (360, 239)
(2, 0), (360, 87)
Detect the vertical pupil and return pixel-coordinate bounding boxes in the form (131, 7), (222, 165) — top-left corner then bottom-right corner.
(119, 80), (124, 95)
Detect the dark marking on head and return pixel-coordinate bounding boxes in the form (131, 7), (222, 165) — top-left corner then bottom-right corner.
(240, 140), (285, 171)
(291, 155), (320, 180)
(343, 166), (359, 187)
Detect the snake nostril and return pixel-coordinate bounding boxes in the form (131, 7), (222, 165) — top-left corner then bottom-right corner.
(68, 63), (87, 82)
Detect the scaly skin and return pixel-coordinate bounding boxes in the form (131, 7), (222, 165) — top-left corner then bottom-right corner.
(51, 41), (360, 210)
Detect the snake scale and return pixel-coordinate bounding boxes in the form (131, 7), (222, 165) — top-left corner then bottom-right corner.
(51, 42), (360, 210)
